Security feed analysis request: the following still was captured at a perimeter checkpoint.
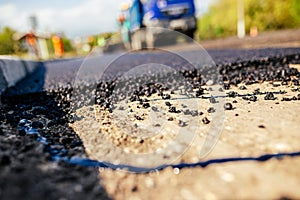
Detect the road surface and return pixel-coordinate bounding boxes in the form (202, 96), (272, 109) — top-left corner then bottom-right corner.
(1, 42), (300, 199)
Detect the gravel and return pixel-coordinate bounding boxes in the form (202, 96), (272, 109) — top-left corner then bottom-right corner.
(1, 47), (300, 199)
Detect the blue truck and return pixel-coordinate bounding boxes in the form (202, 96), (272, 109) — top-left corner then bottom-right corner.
(119, 0), (197, 49)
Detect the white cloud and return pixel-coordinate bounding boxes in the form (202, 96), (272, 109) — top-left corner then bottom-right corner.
(0, 0), (212, 38)
(0, 0), (121, 38)
(37, 0), (121, 37)
(0, 4), (29, 31)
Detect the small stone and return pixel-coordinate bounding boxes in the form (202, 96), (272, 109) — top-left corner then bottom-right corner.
(202, 117), (210, 124)
(135, 115), (143, 120)
(209, 97), (217, 103)
(243, 95), (257, 102)
(279, 196), (292, 200)
(273, 82), (281, 87)
(178, 120), (187, 127)
(291, 88), (299, 92)
(143, 103), (150, 108)
(264, 92), (276, 100)
(151, 106), (158, 112)
(190, 110), (198, 117)
(195, 88), (204, 97)
(281, 97), (293, 101)
(227, 91), (238, 98)
(181, 104), (187, 108)
(165, 102), (172, 107)
(207, 107), (216, 113)
(293, 80), (299, 86)
(129, 95), (139, 102)
(253, 88), (261, 95)
(206, 80), (214, 86)
(173, 168), (180, 175)
(169, 106), (177, 113)
(7, 111), (14, 115)
(224, 103), (233, 110)
(258, 125), (265, 128)
(168, 117), (174, 121)
(224, 83), (230, 90)
(162, 93), (171, 100)
(183, 109), (191, 115)
(131, 186), (138, 192)
(239, 85), (247, 90)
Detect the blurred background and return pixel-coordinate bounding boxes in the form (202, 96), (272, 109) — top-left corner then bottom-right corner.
(0, 0), (299, 59)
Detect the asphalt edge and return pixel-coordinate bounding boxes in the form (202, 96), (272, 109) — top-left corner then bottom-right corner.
(0, 56), (44, 95)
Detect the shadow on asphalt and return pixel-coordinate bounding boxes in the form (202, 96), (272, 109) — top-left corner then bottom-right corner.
(0, 64), (111, 200)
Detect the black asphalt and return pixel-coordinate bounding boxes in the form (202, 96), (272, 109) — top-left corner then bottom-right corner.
(6, 47), (300, 95)
(1, 46), (300, 200)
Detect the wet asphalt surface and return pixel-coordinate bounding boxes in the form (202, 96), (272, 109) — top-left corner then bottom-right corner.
(1, 47), (300, 199)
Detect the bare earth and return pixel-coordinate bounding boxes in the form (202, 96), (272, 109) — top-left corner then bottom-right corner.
(71, 78), (300, 199)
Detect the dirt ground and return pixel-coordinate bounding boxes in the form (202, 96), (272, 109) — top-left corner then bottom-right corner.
(72, 80), (300, 199)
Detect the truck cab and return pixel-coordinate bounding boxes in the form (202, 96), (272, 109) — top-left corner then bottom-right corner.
(120, 0), (197, 49)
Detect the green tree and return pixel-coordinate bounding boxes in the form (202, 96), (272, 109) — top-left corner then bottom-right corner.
(0, 27), (19, 55)
(246, 0), (299, 30)
(196, 0), (237, 39)
(196, 0), (300, 40)
(62, 37), (74, 52)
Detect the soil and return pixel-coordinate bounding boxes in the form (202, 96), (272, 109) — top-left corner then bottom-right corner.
(72, 81), (300, 200)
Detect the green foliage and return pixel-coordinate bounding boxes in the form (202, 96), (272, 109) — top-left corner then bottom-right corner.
(196, 0), (300, 40)
(247, 0), (299, 30)
(46, 38), (54, 54)
(0, 27), (19, 55)
(99, 32), (114, 39)
(62, 37), (74, 52)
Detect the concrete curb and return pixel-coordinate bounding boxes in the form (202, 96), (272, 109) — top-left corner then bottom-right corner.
(0, 56), (43, 95)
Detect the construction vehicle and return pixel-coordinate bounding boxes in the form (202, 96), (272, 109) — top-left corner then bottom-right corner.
(119, 0), (197, 50)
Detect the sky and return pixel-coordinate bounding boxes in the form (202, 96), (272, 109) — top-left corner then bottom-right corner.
(0, 0), (213, 39)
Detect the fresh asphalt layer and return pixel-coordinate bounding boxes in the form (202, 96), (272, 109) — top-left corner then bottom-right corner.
(8, 47), (300, 94)
(1, 46), (300, 199)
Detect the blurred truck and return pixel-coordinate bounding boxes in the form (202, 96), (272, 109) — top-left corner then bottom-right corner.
(119, 0), (197, 50)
